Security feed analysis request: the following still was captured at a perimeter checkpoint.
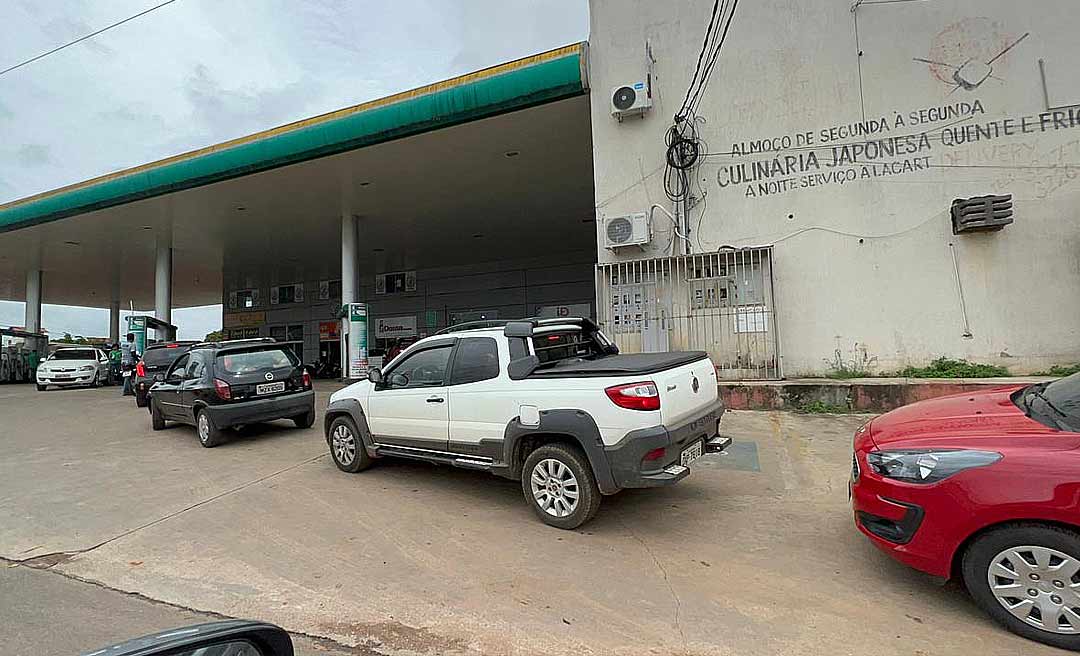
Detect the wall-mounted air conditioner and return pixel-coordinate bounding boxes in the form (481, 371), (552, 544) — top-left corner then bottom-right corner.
(603, 212), (651, 249)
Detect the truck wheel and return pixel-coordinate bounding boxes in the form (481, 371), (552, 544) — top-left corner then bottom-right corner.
(328, 416), (371, 473)
(196, 409), (224, 448)
(151, 399), (166, 431)
(292, 409), (316, 429)
(962, 523), (1080, 651)
(522, 443), (601, 530)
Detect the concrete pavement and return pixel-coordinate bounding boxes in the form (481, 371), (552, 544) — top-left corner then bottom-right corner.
(0, 383), (1060, 655)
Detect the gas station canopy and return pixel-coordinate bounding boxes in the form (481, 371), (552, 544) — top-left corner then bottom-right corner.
(0, 43), (595, 310)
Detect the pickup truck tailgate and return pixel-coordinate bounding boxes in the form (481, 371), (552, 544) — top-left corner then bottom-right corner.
(653, 357), (717, 427)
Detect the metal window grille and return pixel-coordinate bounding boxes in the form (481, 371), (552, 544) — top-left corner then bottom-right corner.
(595, 247), (781, 380)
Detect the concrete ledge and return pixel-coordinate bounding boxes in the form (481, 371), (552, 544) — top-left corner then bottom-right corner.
(720, 377), (1054, 412)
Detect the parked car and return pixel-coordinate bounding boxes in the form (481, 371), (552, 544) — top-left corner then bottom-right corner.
(148, 338), (315, 447)
(133, 341), (197, 407)
(851, 375), (1080, 650)
(324, 318), (731, 529)
(35, 346), (110, 390)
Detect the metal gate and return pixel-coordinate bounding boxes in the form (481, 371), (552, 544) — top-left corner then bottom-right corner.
(595, 248), (781, 380)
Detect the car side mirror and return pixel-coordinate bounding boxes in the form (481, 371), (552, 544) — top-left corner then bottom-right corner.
(153, 373), (165, 383)
(368, 368), (382, 384)
(86, 620), (293, 656)
(390, 373), (409, 388)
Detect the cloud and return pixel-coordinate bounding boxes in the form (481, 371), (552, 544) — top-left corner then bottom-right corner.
(16, 144), (52, 167)
(45, 16), (115, 56)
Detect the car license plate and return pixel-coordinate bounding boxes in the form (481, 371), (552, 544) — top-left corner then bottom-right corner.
(122, 370), (132, 377)
(256, 381), (285, 395)
(680, 440), (703, 467)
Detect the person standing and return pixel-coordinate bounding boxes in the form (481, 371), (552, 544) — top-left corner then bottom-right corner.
(108, 342), (122, 385)
(120, 333), (139, 396)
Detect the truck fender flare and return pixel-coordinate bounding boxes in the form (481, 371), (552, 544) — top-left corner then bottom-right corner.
(502, 409), (618, 494)
(324, 398), (376, 455)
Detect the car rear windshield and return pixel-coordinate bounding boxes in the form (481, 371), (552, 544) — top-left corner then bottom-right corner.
(50, 349), (96, 361)
(216, 347), (298, 375)
(142, 346), (189, 366)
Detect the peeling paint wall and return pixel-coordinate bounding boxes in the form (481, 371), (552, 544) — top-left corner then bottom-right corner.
(588, 0), (1080, 375)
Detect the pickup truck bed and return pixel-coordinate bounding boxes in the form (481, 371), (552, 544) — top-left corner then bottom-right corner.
(529, 351), (709, 377)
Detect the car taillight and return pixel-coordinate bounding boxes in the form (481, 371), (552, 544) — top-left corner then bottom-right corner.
(605, 381), (660, 411)
(643, 447), (666, 461)
(213, 378), (231, 400)
(135, 361), (145, 377)
(302, 370), (312, 389)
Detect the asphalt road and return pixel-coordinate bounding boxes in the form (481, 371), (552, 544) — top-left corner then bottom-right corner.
(0, 565), (357, 656)
(0, 382), (1060, 655)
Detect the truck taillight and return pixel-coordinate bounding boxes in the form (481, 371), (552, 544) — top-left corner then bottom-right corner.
(135, 361), (145, 377)
(213, 378), (232, 400)
(302, 370), (312, 389)
(605, 381), (660, 411)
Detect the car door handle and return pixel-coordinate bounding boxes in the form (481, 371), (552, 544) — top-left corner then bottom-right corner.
(426, 396), (445, 403)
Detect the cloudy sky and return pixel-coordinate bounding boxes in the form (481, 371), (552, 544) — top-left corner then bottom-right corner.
(0, 0), (589, 339)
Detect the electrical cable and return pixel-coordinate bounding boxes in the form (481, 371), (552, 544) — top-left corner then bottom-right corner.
(677, 0), (723, 117)
(0, 0), (179, 77)
(686, 0), (740, 117)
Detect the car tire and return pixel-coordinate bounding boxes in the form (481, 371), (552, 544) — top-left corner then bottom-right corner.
(328, 416), (371, 473)
(36, 383), (46, 391)
(195, 408), (224, 448)
(962, 523), (1080, 651)
(292, 409), (316, 429)
(90, 372), (100, 388)
(151, 399), (166, 431)
(135, 389), (148, 408)
(521, 443), (601, 530)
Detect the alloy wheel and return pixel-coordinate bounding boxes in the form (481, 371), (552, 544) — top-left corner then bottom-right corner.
(198, 414), (210, 443)
(988, 545), (1080, 634)
(530, 458), (580, 518)
(332, 424), (356, 466)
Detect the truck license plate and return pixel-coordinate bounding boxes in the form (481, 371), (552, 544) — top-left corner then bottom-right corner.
(256, 382), (285, 395)
(680, 440), (703, 467)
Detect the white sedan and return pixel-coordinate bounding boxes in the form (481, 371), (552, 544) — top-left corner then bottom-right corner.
(36, 347), (110, 391)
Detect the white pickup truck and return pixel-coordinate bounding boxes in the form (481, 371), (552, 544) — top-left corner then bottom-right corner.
(324, 318), (730, 528)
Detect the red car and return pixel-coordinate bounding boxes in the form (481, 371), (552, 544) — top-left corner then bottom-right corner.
(852, 375), (1080, 650)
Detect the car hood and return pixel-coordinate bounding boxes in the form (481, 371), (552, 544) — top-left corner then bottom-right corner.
(870, 386), (1063, 447)
(41, 359), (96, 369)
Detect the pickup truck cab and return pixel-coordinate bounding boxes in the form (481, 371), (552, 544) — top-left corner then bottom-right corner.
(325, 318), (729, 528)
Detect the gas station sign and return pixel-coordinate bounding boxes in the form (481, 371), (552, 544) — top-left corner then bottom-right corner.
(347, 303), (368, 379)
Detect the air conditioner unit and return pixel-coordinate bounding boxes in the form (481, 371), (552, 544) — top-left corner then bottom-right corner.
(603, 212), (651, 249)
(610, 78), (652, 120)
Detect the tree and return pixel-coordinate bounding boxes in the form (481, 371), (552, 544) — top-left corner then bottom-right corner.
(204, 330), (226, 341)
(57, 333), (89, 345)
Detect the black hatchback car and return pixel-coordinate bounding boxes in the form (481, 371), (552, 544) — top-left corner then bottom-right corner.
(148, 339), (315, 447)
(134, 341), (197, 407)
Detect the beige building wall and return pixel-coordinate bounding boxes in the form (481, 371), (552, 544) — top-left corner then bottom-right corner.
(588, 0), (1080, 374)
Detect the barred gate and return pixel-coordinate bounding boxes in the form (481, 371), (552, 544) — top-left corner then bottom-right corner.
(595, 248), (781, 380)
